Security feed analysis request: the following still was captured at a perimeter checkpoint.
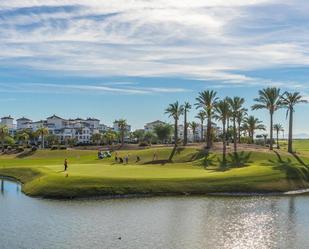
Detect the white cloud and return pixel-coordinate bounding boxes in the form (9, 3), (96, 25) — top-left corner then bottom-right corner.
(0, 0), (309, 88)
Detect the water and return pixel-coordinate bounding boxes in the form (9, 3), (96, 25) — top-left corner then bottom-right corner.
(1, 179), (309, 249)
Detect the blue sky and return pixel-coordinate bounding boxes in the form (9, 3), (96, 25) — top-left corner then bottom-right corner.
(0, 1), (309, 135)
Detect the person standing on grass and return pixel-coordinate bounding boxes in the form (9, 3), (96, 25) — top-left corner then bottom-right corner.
(125, 154), (129, 164)
(115, 152), (118, 162)
(64, 158), (68, 171)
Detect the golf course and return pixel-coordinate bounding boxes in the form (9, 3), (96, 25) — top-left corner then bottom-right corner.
(1, 141), (309, 199)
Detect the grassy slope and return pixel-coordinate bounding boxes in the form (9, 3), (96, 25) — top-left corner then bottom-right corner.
(0, 146), (309, 198)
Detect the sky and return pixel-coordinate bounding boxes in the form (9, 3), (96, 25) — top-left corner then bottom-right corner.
(0, 0), (309, 136)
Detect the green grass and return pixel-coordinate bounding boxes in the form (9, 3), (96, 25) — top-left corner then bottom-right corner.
(280, 139), (309, 155)
(1, 146), (309, 198)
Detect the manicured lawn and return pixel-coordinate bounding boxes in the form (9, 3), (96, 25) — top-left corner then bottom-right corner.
(0, 146), (309, 198)
(280, 139), (309, 155)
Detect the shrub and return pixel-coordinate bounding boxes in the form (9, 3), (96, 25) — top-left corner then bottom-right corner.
(16, 146), (24, 153)
(139, 142), (149, 147)
(51, 145), (58, 150)
(59, 145), (67, 150)
(31, 146), (37, 152)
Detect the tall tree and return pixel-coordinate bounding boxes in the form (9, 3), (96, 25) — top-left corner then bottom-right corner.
(281, 92), (308, 153)
(16, 132), (30, 147)
(190, 122), (198, 142)
(244, 116), (265, 144)
(154, 124), (172, 144)
(91, 133), (102, 146)
(36, 127), (49, 149)
(183, 102), (192, 146)
(116, 119), (128, 147)
(195, 90), (218, 148)
(214, 99), (230, 164)
(236, 108), (248, 143)
(252, 87), (282, 150)
(273, 124), (283, 149)
(165, 101), (184, 161)
(228, 96), (245, 152)
(195, 111), (206, 142)
(0, 125), (9, 152)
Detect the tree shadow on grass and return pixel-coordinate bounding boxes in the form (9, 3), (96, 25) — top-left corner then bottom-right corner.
(189, 148), (210, 162)
(291, 152), (309, 168)
(268, 151), (309, 181)
(216, 152), (252, 172)
(16, 149), (36, 158)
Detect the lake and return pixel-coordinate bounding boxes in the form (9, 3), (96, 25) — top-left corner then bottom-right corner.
(1, 178), (309, 249)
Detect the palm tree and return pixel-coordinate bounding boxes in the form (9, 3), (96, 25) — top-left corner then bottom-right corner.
(273, 124), (283, 149)
(252, 87), (282, 150)
(228, 97), (245, 152)
(36, 127), (49, 149)
(183, 102), (192, 146)
(0, 125), (9, 152)
(214, 99), (230, 164)
(116, 119), (128, 147)
(236, 107), (247, 143)
(195, 90), (218, 148)
(190, 122), (198, 142)
(91, 133), (102, 146)
(165, 101), (184, 161)
(195, 111), (206, 142)
(17, 132), (30, 147)
(281, 91), (308, 153)
(244, 116), (265, 144)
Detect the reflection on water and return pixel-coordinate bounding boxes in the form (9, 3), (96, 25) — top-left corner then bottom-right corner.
(1, 179), (309, 249)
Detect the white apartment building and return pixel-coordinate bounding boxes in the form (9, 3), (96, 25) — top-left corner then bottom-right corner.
(144, 120), (166, 132)
(1, 116), (16, 136)
(3, 115), (105, 145)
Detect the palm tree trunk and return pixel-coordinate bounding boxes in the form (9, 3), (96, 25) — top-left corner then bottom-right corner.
(237, 120), (241, 143)
(206, 116), (211, 148)
(226, 118), (230, 146)
(201, 121), (204, 142)
(42, 134), (45, 149)
(222, 121), (226, 164)
(251, 131), (254, 144)
(121, 130), (124, 147)
(276, 130), (280, 149)
(233, 117), (237, 153)
(183, 111), (187, 146)
(169, 119), (178, 162)
(270, 112), (273, 150)
(288, 108), (293, 153)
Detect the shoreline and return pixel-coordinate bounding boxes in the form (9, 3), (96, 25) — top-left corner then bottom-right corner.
(1, 175), (309, 200)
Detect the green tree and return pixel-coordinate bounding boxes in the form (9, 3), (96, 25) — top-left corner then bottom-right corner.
(189, 121), (198, 142)
(252, 87), (282, 150)
(244, 116), (265, 144)
(154, 124), (172, 144)
(183, 102), (191, 145)
(116, 119), (128, 147)
(281, 92), (308, 153)
(165, 101), (184, 161)
(103, 131), (117, 145)
(36, 127), (49, 149)
(46, 134), (60, 146)
(16, 132), (29, 147)
(236, 107), (247, 143)
(214, 99), (230, 165)
(195, 90), (218, 148)
(228, 97), (245, 152)
(133, 129), (145, 143)
(273, 124), (283, 149)
(91, 133), (102, 145)
(195, 110), (206, 142)
(0, 125), (9, 151)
